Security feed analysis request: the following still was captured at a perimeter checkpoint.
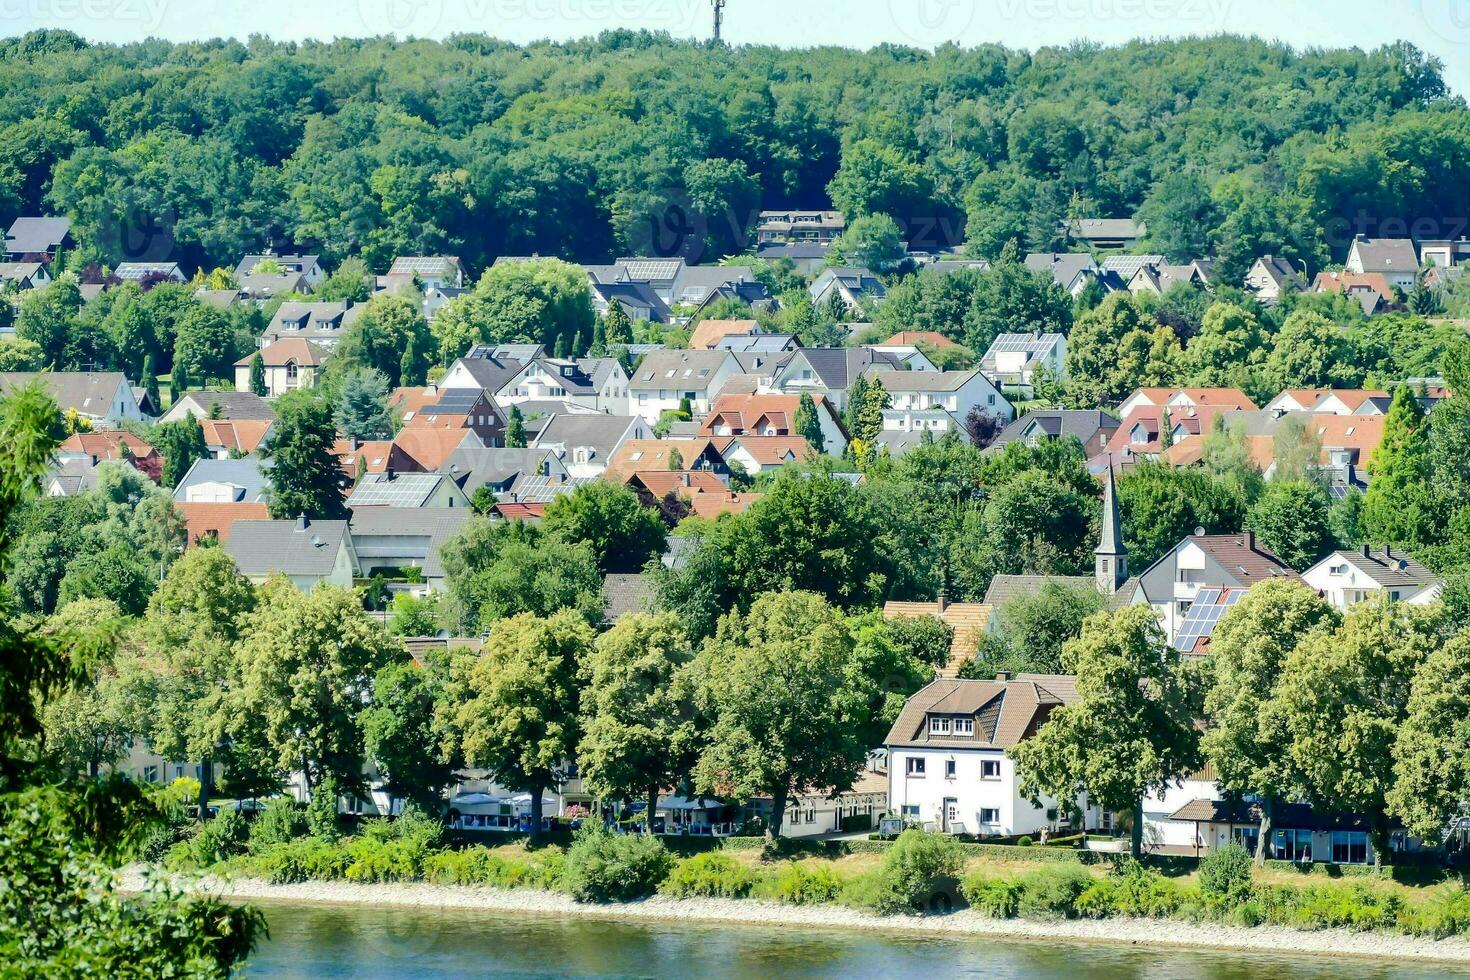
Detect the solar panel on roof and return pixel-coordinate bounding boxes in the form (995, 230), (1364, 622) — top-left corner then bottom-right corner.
(1172, 589), (1244, 652)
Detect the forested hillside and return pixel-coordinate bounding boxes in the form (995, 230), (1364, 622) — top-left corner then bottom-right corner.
(0, 29), (1461, 278)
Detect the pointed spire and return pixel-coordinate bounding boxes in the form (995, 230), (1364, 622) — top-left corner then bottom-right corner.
(1096, 454), (1127, 594)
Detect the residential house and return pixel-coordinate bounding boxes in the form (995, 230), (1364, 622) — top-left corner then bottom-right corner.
(114, 262), (186, 284)
(1418, 238), (1470, 271)
(347, 507), (470, 593)
(1024, 253), (1105, 296)
(878, 331), (959, 352)
(1244, 255), (1305, 304)
(235, 272), (309, 301)
(261, 301), (358, 349)
(199, 419), (274, 458)
(770, 348), (907, 411)
(881, 408), (962, 439)
(233, 253), (325, 289)
(400, 388), (505, 447)
(225, 516), (358, 590)
(620, 468), (728, 506)
(494, 472), (595, 519)
(760, 769), (889, 839)
(1100, 254), (1165, 280)
(161, 390), (276, 423)
(1311, 271), (1395, 315)
(689, 318), (760, 350)
(859, 342), (938, 373)
(605, 438), (727, 480)
(1344, 235), (1418, 289)
(44, 456), (102, 497)
(991, 410), (1119, 457)
(387, 255), (465, 289)
(1116, 387), (1258, 418)
(0, 372), (144, 422)
(56, 430), (162, 482)
(690, 278), (777, 317)
(589, 280), (671, 322)
(172, 457), (271, 504)
(1126, 260), (1215, 295)
(3, 216), (72, 260)
(603, 572), (655, 623)
(756, 209), (845, 244)
(1106, 403), (1244, 456)
(1302, 546), (1441, 609)
(869, 368), (1014, 427)
(717, 333), (799, 354)
(532, 414), (652, 478)
(439, 445), (569, 499)
(1064, 217), (1145, 250)
(1264, 389), (1389, 416)
(234, 339), (328, 396)
(753, 241), (831, 275)
(0, 261), (50, 291)
(387, 428), (485, 473)
(420, 284), (466, 322)
(885, 674), (1100, 836)
(493, 357), (628, 414)
(699, 393), (847, 457)
(175, 501), (271, 547)
(439, 350), (527, 395)
(809, 267), (887, 312)
(979, 332), (1068, 390)
(628, 349), (739, 423)
(882, 597), (992, 678)
(1132, 531), (1298, 643)
(1151, 797), (1426, 865)
(716, 435), (814, 473)
(348, 471), (471, 509)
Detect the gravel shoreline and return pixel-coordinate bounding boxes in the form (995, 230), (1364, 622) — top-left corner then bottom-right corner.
(118, 867), (1470, 965)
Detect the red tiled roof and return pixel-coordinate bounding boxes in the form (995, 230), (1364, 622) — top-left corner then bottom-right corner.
(176, 501), (270, 546)
(200, 419), (273, 455)
(688, 319), (758, 350)
(236, 338), (329, 367)
(882, 330), (959, 349)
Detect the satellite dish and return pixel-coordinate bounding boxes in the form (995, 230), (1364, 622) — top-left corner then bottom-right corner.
(1193, 526), (1206, 536)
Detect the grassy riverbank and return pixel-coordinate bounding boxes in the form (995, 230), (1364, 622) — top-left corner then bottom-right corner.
(149, 808), (1470, 959)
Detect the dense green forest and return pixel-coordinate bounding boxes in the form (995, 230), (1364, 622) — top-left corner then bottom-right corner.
(0, 29), (1463, 279)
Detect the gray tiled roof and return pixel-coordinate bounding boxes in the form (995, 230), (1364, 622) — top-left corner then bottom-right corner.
(866, 367), (981, 392)
(226, 517), (349, 577)
(4, 216), (70, 255)
(1351, 237), (1419, 274)
(603, 572), (654, 622)
(630, 350), (731, 390)
(993, 411), (1119, 448)
(169, 390), (276, 421)
(532, 414), (640, 461)
(234, 254), (321, 279)
(348, 472), (457, 508)
(347, 506), (471, 579)
(441, 446), (560, 490)
(0, 371), (129, 417)
(264, 301), (351, 342)
(448, 353), (525, 392)
(1024, 252), (1097, 288)
(172, 457), (271, 503)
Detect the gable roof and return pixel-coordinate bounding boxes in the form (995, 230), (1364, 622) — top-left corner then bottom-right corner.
(4, 216), (70, 255)
(348, 472), (460, 508)
(994, 410), (1118, 448)
(688, 319), (759, 350)
(226, 517), (351, 577)
(867, 367), (983, 392)
(718, 435), (813, 466)
(603, 572), (654, 622)
(391, 428), (483, 472)
(1150, 533), (1298, 589)
(884, 674), (1080, 748)
(699, 393), (839, 436)
(1024, 252), (1097, 288)
(0, 372), (128, 417)
(234, 254), (321, 279)
(787, 348), (904, 390)
(172, 457), (271, 503)
(237, 338), (329, 368)
(441, 446), (561, 489)
(882, 600), (992, 677)
(882, 331), (959, 349)
(605, 438), (723, 479)
(629, 349), (733, 390)
(1315, 547), (1437, 590)
(388, 255), (463, 279)
(176, 501), (270, 545)
(622, 469), (728, 498)
(346, 506), (470, 578)
(533, 414), (641, 460)
(200, 419), (274, 455)
(1350, 237), (1419, 274)
(57, 430), (157, 462)
(447, 352), (526, 391)
(170, 390), (277, 420)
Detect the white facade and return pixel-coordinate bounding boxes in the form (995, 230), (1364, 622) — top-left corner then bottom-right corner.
(880, 371), (1014, 425)
(494, 360), (629, 414)
(1141, 775), (1222, 853)
(1301, 552), (1441, 610)
(628, 354), (738, 423)
(887, 746), (1093, 837)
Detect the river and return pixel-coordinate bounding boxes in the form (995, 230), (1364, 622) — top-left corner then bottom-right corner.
(245, 903), (1470, 978)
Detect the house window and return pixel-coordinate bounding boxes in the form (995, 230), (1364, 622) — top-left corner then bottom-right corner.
(980, 760), (1001, 779)
(143, 765), (159, 784)
(929, 717), (951, 735)
(1232, 826), (1260, 855)
(803, 808), (815, 824)
(1272, 828), (1312, 863)
(955, 718), (974, 736)
(979, 808), (1000, 824)
(1331, 831), (1369, 865)
(285, 361), (298, 381)
(944, 760), (956, 778)
(901, 804), (920, 819)
(906, 757), (925, 776)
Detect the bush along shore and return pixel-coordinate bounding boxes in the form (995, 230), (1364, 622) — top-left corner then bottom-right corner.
(141, 803), (1470, 957)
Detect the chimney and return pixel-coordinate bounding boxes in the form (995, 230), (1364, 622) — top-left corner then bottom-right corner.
(385, 466), (395, 481)
(1242, 530), (1254, 552)
(1384, 545), (1393, 560)
(995, 671), (1013, 682)
(936, 591), (949, 612)
(681, 472), (690, 487)
(349, 437), (359, 451)
(296, 514), (309, 530)
(1362, 543), (1371, 559)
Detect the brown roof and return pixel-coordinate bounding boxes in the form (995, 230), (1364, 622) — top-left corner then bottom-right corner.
(699, 393), (836, 437)
(883, 600), (992, 677)
(884, 674), (1079, 749)
(1128, 388), (1258, 410)
(882, 330), (959, 349)
(200, 419), (273, 455)
(605, 438), (722, 479)
(390, 429), (479, 471)
(1312, 271), (1394, 299)
(720, 435), (814, 466)
(687, 490), (760, 518)
(236, 338), (329, 368)
(622, 469), (727, 498)
(58, 430), (158, 460)
(1273, 388), (1389, 412)
(176, 501), (270, 546)
(332, 439), (402, 477)
(1107, 404), (1245, 454)
(390, 386), (440, 419)
(1188, 533), (1299, 585)
(688, 318), (759, 350)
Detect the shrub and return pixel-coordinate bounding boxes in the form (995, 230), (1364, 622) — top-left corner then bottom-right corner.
(423, 846), (563, 890)
(1198, 842), (1254, 908)
(561, 827), (672, 903)
(846, 829), (968, 915)
(756, 861), (847, 905)
(249, 798), (308, 852)
(253, 836), (351, 884)
(1399, 885), (1470, 939)
(1016, 864), (1093, 919)
(1016, 836), (1033, 847)
(180, 808), (248, 867)
(961, 874), (1023, 918)
(662, 852), (754, 898)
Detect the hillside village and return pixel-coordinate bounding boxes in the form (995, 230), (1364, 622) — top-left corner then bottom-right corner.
(6, 36), (1470, 948)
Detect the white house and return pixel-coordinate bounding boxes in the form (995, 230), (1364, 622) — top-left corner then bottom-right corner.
(698, 393), (847, 457)
(1302, 546), (1441, 610)
(494, 357), (628, 414)
(627, 349), (738, 423)
(0, 371), (144, 423)
(885, 675), (1100, 836)
(1131, 532), (1298, 644)
(234, 339), (328, 397)
(1263, 389), (1389, 417)
(867, 368), (1013, 426)
(979, 332), (1068, 389)
(532, 414), (652, 478)
(1244, 255), (1304, 304)
(1345, 236), (1418, 289)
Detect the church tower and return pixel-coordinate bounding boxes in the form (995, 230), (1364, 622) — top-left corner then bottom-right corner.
(1095, 455), (1127, 594)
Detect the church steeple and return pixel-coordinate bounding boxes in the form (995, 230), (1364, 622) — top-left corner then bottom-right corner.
(1095, 454), (1127, 593)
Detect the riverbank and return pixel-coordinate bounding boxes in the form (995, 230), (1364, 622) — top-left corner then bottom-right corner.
(119, 866), (1470, 965)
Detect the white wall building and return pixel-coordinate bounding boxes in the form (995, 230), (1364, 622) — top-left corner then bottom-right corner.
(1302, 547), (1441, 609)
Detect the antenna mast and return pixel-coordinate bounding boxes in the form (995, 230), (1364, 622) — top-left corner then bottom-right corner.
(712, 0), (726, 42)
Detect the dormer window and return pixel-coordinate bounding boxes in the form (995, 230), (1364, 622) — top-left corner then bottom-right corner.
(929, 716), (951, 735)
(955, 718), (974, 736)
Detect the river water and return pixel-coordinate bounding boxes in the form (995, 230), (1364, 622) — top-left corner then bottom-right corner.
(245, 903), (1470, 979)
